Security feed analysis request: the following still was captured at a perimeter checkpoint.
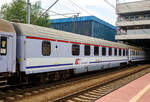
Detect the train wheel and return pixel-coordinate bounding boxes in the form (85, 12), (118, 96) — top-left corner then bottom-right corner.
(60, 70), (70, 80)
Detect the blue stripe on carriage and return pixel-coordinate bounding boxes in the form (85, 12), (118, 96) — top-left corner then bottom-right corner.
(26, 63), (73, 69)
(132, 57), (145, 60)
(26, 58), (145, 69)
(26, 59), (128, 69)
(90, 59), (128, 64)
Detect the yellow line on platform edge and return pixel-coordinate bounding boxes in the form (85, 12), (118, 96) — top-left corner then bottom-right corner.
(128, 83), (150, 102)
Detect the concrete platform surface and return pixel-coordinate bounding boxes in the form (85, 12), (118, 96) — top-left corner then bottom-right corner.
(95, 73), (150, 102)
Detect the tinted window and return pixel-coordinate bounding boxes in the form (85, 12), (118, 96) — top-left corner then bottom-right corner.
(133, 51), (136, 55)
(119, 49), (122, 56)
(126, 50), (128, 56)
(84, 45), (90, 56)
(72, 44), (80, 56)
(132, 51), (134, 55)
(42, 41), (51, 56)
(123, 49), (126, 56)
(114, 48), (117, 56)
(94, 46), (99, 56)
(109, 48), (112, 56)
(0, 36), (7, 56)
(102, 47), (106, 56)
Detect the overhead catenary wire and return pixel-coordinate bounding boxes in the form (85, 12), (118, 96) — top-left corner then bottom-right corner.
(49, 11), (80, 17)
(48, 11), (71, 17)
(33, 0), (60, 24)
(41, 0), (80, 18)
(68, 0), (93, 16)
(104, 0), (116, 9)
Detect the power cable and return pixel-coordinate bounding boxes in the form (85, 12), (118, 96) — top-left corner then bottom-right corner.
(33, 0), (60, 24)
(104, 0), (116, 9)
(48, 11), (71, 17)
(68, 0), (93, 15)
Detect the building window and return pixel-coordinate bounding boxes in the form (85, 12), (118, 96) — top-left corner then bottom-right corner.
(84, 45), (90, 56)
(42, 41), (51, 56)
(72, 44), (80, 56)
(102, 47), (106, 56)
(94, 46), (99, 56)
(109, 48), (112, 56)
(0, 36), (7, 55)
(119, 49), (122, 56)
(114, 48), (117, 56)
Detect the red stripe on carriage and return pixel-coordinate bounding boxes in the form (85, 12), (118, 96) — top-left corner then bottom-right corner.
(26, 36), (56, 41)
(26, 36), (127, 49)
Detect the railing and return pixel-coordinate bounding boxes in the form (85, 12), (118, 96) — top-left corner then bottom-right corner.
(117, 14), (150, 22)
(116, 0), (143, 4)
(117, 29), (150, 35)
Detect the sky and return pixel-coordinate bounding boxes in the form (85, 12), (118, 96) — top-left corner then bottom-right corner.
(0, 0), (142, 26)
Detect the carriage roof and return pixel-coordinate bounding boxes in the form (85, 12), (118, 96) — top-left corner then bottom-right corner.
(14, 23), (142, 50)
(0, 19), (16, 33)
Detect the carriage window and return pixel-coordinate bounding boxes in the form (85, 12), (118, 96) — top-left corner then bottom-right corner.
(134, 51), (136, 55)
(131, 51), (133, 56)
(42, 41), (51, 56)
(123, 49), (126, 56)
(94, 46), (99, 56)
(102, 47), (106, 56)
(126, 50), (128, 56)
(0, 36), (7, 55)
(137, 51), (139, 56)
(119, 49), (122, 56)
(72, 44), (80, 56)
(0, 37), (7, 55)
(109, 48), (112, 56)
(132, 51), (134, 55)
(84, 45), (90, 56)
(114, 48), (117, 56)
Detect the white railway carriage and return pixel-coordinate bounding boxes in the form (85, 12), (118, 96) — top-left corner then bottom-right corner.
(0, 19), (146, 85)
(0, 20), (16, 74)
(128, 46), (145, 62)
(13, 23), (131, 75)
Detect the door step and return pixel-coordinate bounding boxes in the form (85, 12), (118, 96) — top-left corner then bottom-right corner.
(0, 74), (8, 88)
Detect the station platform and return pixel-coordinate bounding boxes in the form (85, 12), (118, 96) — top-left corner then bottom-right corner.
(95, 72), (150, 102)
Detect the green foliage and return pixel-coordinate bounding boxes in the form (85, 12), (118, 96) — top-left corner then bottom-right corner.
(0, 0), (50, 27)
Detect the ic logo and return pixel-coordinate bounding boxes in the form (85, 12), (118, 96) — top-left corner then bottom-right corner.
(75, 58), (80, 65)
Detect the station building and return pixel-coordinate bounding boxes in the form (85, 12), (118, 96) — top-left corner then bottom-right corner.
(49, 16), (117, 42)
(115, 0), (150, 48)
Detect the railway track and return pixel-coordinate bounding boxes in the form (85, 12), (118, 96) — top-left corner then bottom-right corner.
(53, 64), (150, 102)
(0, 64), (150, 102)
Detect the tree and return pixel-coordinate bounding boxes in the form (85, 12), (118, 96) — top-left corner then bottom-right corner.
(0, 0), (50, 27)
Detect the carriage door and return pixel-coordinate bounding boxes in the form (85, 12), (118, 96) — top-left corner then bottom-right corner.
(0, 36), (13, 73)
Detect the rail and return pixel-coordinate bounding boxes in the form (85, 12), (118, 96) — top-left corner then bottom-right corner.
(53, 65), (150, 102)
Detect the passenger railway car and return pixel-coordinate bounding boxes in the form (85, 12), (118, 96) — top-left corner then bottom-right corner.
(0, 19), (146, 86)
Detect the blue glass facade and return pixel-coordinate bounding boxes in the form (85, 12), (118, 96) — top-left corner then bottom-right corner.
(49, 16), (117, 42)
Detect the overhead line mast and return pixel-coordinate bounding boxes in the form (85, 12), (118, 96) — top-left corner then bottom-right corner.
(27, 0), (31, 24)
